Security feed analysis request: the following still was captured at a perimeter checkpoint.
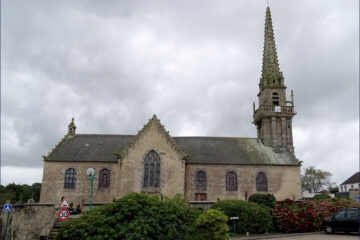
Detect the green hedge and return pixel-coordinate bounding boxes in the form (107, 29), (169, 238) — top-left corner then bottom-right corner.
(211, 200), (273, 234)
(56, 193), (201, 240)
(248, 193), (276, 209)
(189, 209), (230, 240)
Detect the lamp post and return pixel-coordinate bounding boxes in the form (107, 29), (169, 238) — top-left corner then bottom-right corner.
(87, 168), (95, 211)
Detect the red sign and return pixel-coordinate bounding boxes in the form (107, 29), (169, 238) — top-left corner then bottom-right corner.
(59, 198), (69, 208)
(58, 209), (70, 221)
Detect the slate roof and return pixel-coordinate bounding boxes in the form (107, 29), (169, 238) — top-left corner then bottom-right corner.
(341, 172), (360, 185)
(47, 134), (300, 166)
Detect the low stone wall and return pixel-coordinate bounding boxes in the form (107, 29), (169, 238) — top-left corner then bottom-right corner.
(0, 203), (55, 240)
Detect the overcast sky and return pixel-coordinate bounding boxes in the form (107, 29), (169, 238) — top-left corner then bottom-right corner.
(1, 0), (358, 188)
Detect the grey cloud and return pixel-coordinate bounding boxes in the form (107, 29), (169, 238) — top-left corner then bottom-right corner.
(2, 0), (358, 185)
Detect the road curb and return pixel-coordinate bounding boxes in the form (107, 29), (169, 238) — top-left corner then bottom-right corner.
(231, 231), (322, 240)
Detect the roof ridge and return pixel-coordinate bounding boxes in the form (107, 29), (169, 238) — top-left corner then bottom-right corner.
(173, 136), (257, 139)
(341, 172), (360, 185)
(71, 134), (257, 139)
(74, 134), (135, 137)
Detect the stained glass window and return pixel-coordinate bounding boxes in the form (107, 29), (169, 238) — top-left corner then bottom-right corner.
(98, 168), (110, 188)
(256, 172), (268, 192)
(226, 171), (237, 191)
(64, 168), (76, 189)
(196, 171), (207, 190)
(143, 150), (161, 187)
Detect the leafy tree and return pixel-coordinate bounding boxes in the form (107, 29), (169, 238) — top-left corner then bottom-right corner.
(301, 166), (332, 193)
(31, 183), (42, 202)
(329, 186), (339, 194)
(2, 182), (42, 203)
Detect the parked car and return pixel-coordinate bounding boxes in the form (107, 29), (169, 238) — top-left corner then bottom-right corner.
(323, 207), (360, 234)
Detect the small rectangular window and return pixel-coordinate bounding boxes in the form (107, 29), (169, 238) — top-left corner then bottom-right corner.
(195, 193), (207, 201)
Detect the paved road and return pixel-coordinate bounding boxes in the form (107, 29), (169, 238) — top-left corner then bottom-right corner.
(264, 233), (359, 240)
(233, 233), (359, 240)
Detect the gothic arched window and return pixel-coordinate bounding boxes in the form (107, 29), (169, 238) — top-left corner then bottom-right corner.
(256, 172), (268, 192)
(196, 171), (207, 190)
(98, 168), (110, 188)
(64, 168), (76, 189)
(143, 150), (161, 188)
(226, 171), (237, 191)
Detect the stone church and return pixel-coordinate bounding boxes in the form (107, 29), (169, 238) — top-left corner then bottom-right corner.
(40, 6), (301, 207)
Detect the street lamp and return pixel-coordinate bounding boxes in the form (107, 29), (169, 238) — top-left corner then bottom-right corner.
(87, 168), (95, 211)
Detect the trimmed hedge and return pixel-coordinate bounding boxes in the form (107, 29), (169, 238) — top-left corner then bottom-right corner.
(248, 193), (276, 209)
(211, 200), (273, 234)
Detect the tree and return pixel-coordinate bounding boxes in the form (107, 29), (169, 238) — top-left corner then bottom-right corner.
(301, 166), (332, 193)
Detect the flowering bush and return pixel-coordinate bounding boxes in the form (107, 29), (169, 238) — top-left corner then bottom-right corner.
(273, 198), (359, 232)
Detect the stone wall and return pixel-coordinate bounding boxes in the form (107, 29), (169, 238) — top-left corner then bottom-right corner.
(185, 164), (301, 202)
(119, 119), (186, 198)
(0, 203), (55, 240)
(40, 161), (118, 207)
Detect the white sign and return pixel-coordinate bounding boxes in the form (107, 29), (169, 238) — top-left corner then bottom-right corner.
(58, 209), (70, 221)
(230, 217), (239, 220)
(59, 198), (69, 208)
(274, 106), (281, 112)
(3, 204), (12, 212)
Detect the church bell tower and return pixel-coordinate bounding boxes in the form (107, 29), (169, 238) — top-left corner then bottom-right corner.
(253, 6), (296, 153)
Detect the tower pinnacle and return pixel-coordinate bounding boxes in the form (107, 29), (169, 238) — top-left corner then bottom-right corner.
(260, 6), (283, 89)
(68, 117), (76, 135)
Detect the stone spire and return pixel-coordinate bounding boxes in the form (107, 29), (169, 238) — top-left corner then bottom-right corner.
(260, 6), (284, 88)
(253, 6), (296, 153)
(68, 117), (76, 135)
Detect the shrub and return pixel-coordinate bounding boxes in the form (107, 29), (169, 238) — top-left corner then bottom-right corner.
(335, 194), (350, 199)
(211, 200), (273, 234)
(273, 198), (360, 233)
(248, 193), (276, 209)
(313, 194), (330, 201)
(56, 193), (201, 240)
(190, 209), (230, 240)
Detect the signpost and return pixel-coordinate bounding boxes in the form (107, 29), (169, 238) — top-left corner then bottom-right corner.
(58, 209), (70, 221)
(58, 197), (70, 223)
(230, 217), (239, 233)
(3, 201), (12, 240)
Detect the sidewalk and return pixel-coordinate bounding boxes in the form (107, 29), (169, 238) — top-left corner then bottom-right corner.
(231, 231), (322, 240)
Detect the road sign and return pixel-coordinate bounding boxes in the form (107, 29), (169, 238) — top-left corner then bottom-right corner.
(3, 204), (12, 212)
(354, 196), (360, 201)
(58, 209), (70, 221)
(59, 198), (69, 208)
(230, 217), (239, 220)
